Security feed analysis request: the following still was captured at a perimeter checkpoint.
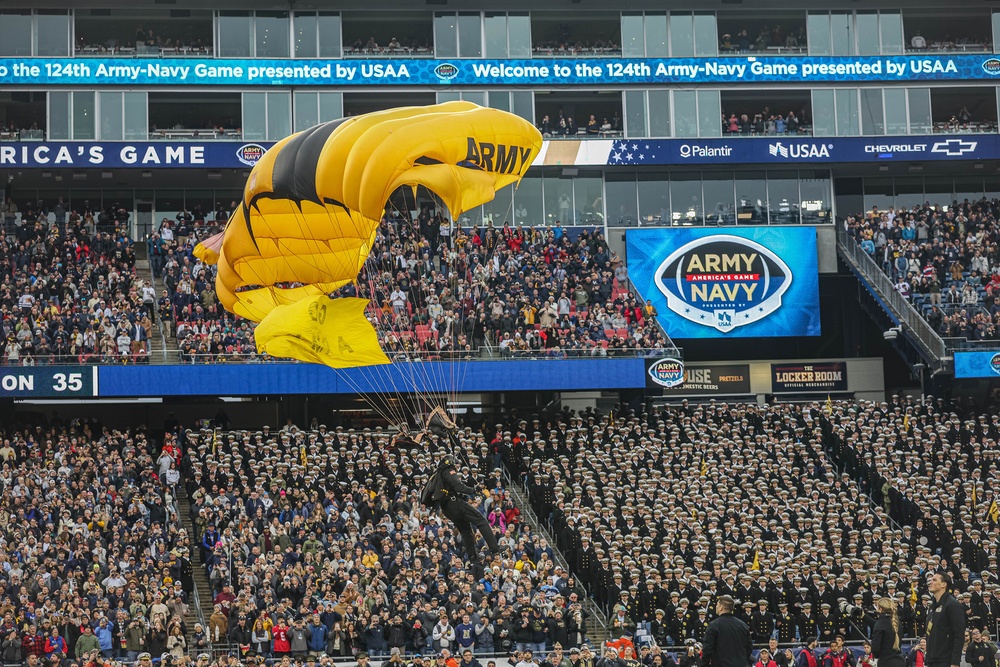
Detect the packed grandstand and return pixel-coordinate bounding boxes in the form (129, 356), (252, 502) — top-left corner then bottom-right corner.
(0, 397), (998, 667)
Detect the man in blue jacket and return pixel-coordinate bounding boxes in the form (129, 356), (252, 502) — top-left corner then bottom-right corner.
(307, 616), (328, 659)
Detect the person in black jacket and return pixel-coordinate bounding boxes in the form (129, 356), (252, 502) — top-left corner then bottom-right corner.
(421, 455), (500, 563)
(965, 629), (997, 667)
(702, 596), (751, 667)
(871, 599), (905, 667)
(925, 573), (965, 667)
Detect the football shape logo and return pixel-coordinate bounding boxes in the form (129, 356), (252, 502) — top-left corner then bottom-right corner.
(236, 143), (266, 167)
(648, 358), (685, 388)
(434, 63), (459, 80)
(990, 352), (1000, 375)
(654, 235), (792, 333)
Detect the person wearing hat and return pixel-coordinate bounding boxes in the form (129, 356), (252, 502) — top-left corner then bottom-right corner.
(702, 596), (751, 667)
(750, 600), (775, 644)
(420, 454), (500, 565)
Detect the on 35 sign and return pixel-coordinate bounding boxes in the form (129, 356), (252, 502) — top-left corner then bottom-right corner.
(626, 227), (821, 339)
(0, 366), (98, 398)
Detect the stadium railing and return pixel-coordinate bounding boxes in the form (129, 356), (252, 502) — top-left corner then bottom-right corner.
(835, 224), (950, 369)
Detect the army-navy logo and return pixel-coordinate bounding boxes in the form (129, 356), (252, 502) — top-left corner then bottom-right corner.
(648, 358), (685, 388)
(983, 58), (1000, 75)
(236, 143), (266, 166)
(434, 63), (459, 80)
(654, 235), (792, 333)
(990, 352), (1000, 375)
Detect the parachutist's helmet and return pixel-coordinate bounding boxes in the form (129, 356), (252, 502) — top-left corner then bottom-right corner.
(440, 455), (457, 469)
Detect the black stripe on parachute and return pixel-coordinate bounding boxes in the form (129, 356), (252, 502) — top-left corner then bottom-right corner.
(244, 118), (352, 251)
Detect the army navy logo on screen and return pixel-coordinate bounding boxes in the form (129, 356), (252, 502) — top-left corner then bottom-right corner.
(648, 358), (685, 388)
(236, 143), (266, 166)
(434, 63), (459, 80)
(990, 352), (1000, 375)
(653, 235), (792, 333)
(983, 58), (1000, 75)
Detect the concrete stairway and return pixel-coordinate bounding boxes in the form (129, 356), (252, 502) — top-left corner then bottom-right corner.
(176, 487), (214, 638)
(501, 471), (610, 645)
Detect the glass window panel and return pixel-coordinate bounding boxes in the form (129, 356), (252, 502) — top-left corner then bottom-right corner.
(0, 12), (32, 57)
(807, 13), (831, 56)
(860, 89), (885, 136)
(954, 178), (984, 204)
(638, 173), (669, 227)
(573, 174), (604, 225)
(645, 13), (669, 57)
(484, 14), (508, 57)
(508, 14), (531, 57)
(437, 91), (462, 104)
(513, 175), (542, 226)
(462, 91), (485, 106)
(543, 175), (574, 226)
(256, 12), (289, 58)
(836, 89), (860, 136)
(317, 14), (341, 57)
(99, 92), (122, 141)
(647, 90), (671, 137)
(908, 88), (932, 134)
(73, 91), (95, 141)
(219, 12), (253, 57)
(702, 174), (735, 226)
(487, 91), (510, 113)
(36, 12), (69, 56)
(624, 91), (646, 139)
(856, 12), (879, 57)
(605, 174), (638, 227)
(622, 14), (645, 57)
(674, 91), (698, 138)
(800, 171), (832, 223)
(294, 92), (318, 131)
(694, 13), (718, 56)
(697, 90), (721, 138)
(830, 12), (854, 56)
(767, 174), (801, 224)
(995, 13), (1000, 54)
(435, 13), (458, 58)
(924, 177), (955, 205)
(879, 13), (903, 55)
(863, 177), (895, 211)
(511, 91), (533, 123)
(670, 175), (703, 226)
(735, 171), (767, 224)
(123, 92), (146, 141)
(266, 92), (291, 140)
(458, 13), (482, 58)
(48, 91), (70, 141)
(884, 89), (907, 135)
(294, 12), (318, 57)
(812, 90), (836, 137)
(318, 93), (343, 122)
(669, 13), (694, 57)
(243, 92), (267, 141)
(482, 187), (511, 227)
(894, 177), (924, 210)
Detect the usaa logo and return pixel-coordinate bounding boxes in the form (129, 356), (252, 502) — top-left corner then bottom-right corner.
(236, 143), (266, 166)
(983, 58), (1000, 75)
(434, 63), (459, 80)
(654, 235), (792, 333)
(990, 352), (1000, 375)
(648, 358), (685, 388)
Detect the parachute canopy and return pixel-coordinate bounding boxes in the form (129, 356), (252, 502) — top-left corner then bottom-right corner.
(194, 101), (542, 368)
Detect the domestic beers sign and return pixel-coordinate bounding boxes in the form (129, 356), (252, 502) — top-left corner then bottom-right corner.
(626, 228), (821, 339)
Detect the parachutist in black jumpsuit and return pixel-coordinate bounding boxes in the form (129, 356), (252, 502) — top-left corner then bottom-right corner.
(423, 456), (501, 563)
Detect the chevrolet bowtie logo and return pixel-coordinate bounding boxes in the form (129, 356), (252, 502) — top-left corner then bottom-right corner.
(931, 139), (978, 156)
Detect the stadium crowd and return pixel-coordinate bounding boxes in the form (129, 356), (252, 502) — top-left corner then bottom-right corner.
(1, 198), (154, 365)
(508, 398), (999, 647)
(153, 207), (670, 363)
(537, 114), (623, 138)
(721, 109), (807, 136)
(846, 198), (1000, 341)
